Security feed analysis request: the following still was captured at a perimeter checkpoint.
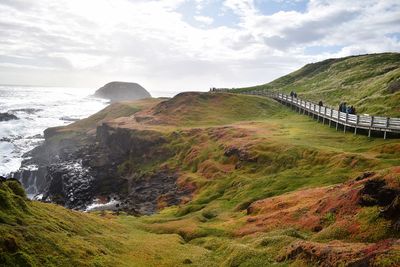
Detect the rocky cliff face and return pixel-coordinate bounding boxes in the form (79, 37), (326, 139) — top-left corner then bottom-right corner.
(94, 81), (151, 102)
(15, 121), (191, 213)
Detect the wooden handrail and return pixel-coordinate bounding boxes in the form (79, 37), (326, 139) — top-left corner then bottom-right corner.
(213, 89), (400, 138)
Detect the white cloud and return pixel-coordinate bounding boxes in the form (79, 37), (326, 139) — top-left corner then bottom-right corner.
(0, 0), (399, 94)
(194, 15), (214, 25)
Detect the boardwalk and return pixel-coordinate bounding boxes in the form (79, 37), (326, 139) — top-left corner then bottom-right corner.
(230, 90), (400, 139)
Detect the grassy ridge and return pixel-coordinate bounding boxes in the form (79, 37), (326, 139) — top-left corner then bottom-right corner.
(135, 92), (284, 127)
(2, 91), (400, 266)
(234, 53), (400, 116)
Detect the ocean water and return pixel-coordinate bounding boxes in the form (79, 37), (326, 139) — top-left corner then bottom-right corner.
(0, 85), (109, 176)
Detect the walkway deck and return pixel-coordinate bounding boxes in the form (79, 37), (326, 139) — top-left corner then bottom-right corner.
(235, 90), (400, 139)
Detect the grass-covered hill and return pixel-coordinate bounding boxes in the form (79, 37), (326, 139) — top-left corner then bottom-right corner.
(234, 53), (400, 117)
(0, 179), (212, 266)
(2, 91), (400, 266)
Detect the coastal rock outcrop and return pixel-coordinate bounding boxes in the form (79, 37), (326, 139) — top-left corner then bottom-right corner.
(94, 81), (151, 102)
(0, 112), (18, 121)
(16, 120), (191, 213)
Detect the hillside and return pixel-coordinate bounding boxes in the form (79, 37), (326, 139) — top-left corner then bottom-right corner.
(235, 53), (400, 117)
(0, 179), (212, 266)
(5, 91), (400, 266)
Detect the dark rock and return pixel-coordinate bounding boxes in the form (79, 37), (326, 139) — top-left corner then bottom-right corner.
(27, 134), (43, 139)
(381, 196), (400, 226)
(224, 146), (257, 162)
(355, 172), (375, 181)
(4, 237), (18, 253)
(312, 225), (323, 232)
(359, 178), (400, 229)
(0, 112), (18, 121)
(94, 81), (151, 102)
(9, 108), (42, 114)
(388, 79), (400, 93)
(118, 170), (190, 215)
(11, 167), (47, 195)
(183, 259), (192, 264)
(359, 179), (398, 206)
(0, 137), (12, 142)
(16, 121), (191, 213)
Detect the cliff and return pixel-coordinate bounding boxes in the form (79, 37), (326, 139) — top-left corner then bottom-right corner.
(94, 81), (151, 102)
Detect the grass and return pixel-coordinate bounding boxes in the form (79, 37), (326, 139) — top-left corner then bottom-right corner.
(2, 86), (400, 266)
(0, 181), (213, 267)
(233, 53), (400, 117)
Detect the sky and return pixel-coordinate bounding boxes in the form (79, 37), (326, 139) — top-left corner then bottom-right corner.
(0, 0), (399, 95)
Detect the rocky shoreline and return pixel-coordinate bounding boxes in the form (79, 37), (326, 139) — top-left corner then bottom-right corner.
(13, 118), (191, 214)
(0, 112), (18, 121)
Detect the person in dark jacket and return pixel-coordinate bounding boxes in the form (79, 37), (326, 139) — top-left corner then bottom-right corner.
(342, 102), (347, 112)
(318, 101), (323, 106)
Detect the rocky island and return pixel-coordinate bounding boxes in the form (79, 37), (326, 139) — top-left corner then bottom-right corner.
(94, 81), (151, 102)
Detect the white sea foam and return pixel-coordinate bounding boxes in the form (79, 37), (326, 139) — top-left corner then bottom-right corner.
(85, 199), (120, 212)
(0, 85), (108, 176)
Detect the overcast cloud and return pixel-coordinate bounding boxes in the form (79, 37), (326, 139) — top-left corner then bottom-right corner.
(0, 0), (399, 95)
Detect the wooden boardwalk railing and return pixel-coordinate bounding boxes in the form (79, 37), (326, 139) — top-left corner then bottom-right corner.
(217, 89), (400, 139)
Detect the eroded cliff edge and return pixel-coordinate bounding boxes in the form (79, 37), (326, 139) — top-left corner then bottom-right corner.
(15, 97), (193, 213)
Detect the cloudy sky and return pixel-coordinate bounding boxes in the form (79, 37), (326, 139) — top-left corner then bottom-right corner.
(0, 0), (399, 95)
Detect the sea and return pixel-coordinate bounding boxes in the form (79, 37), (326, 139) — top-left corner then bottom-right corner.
(0, 85), (109, 176)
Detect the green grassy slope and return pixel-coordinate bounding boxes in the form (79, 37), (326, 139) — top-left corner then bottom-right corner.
(234, 53), (400, 116)
(0, 180), (212, 267)
(2, 92), (400, 266)
(136, 92), (284, 127)
(116, 93), (400, 265)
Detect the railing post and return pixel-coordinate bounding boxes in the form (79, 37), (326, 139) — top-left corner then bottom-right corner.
(368, 116), (374, 138)
(298, 99), (301, 113)
(344, 112), (348, 133)
(314, 104), (317, 119)
(317, 105), (320, 122)
(336, 111), (340, 131)
(354, 115), (359, 135)
(329, 109), (332, 127)
(384, 117), (389, 139)
(311, 103), (314, 118)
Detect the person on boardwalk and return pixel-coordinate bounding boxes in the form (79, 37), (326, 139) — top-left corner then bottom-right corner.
(294, 92), (297, 98)
(290, 91), (294, 97)
(318, 100), (323, 106)
(347, 106), (356, 115)
(340, 102), (347, 112)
